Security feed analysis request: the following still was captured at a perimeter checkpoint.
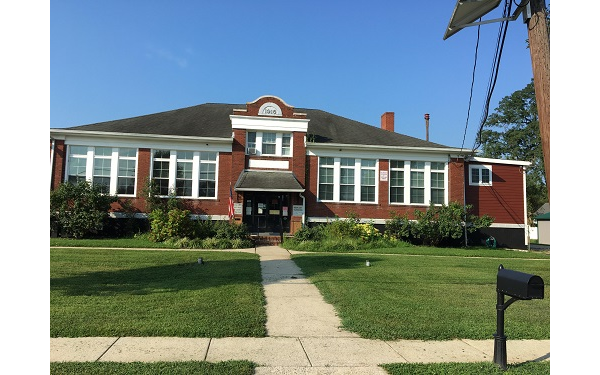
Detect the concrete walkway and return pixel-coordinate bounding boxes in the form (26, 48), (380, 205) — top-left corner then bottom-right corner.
(50, 246), (550, 373)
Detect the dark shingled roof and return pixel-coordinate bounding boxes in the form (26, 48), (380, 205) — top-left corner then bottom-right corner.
(235, 171), (304, 192)
(62, 103), (453, 149)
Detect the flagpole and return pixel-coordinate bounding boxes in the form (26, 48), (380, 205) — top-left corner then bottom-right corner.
(228, 182), (234, 222)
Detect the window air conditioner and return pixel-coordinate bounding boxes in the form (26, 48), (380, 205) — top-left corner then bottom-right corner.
(248, 147), (257, 155)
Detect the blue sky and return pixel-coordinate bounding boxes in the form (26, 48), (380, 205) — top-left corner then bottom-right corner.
(50, 0), (535, 150)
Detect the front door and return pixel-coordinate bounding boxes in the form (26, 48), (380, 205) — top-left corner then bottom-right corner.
(244, 192), (290, 234)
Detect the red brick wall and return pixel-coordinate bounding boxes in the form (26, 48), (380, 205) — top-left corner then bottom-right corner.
(304, 155), (469, 221)
(306, 155), (419, 221)
(50, 139), (475, 223)
(51, 139), (66, 190)
(291, 131), (306, 186)
(232, 129), (247, 176)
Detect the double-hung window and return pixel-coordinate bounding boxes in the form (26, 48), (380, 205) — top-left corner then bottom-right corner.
(360, 159), (376, 202)
(318, 157), (334, 200)
(317, 157), (378, 203)
(282, 134), (291, 156)
(389, 160), (405, 203)
(176, 151), (194, 197)
(247, 132), (257, 154)
(339, 158), (355, 201)
(152, 150), (171, 196)
(92, 147), (113, 193)
(67, 146), (89, 184)
(389, 160), (447, 205)
(246, 131), (293, 156)
(430, 162), (445, 205)
(117, 148), (137, 195)
(261, 132), (277, 155)
(469, 165), (492, 186)
(199, 152), (217, 197)
(66, 145), (138, 196)
(151, 149), (219, 198)
(410, 161), (425, 204)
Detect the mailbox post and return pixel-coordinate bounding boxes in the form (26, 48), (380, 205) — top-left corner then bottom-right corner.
(494, 264), (544, 370)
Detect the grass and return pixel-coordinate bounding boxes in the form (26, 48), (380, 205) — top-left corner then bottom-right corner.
(50, 240), (549, 373)
(49, 360), (550, 374)
(50, 361), (550, 375)
(51, 248), (266, 337)
(283, 239), (550, 259)
(291, 252), (549, 340)
(50, 236), (181, 249)
(50, 360), (255, 375)
(381, 361), (550, 374)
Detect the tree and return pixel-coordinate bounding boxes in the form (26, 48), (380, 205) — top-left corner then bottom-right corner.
(50, 181), (119, 238)
(479, 80), (548, 216)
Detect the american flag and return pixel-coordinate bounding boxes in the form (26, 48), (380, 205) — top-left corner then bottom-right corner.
(228, 183), (234, 220)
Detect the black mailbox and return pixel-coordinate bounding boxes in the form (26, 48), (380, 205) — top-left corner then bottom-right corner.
(497, 265), (544, 300)
(493, 264), (545, 370)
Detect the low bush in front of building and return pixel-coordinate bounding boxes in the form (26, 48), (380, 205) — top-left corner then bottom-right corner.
(50, 181), (119, 239)
(284, 215), (410, 252)
(147, 207), (253, 248)
(285, 202), (494, 251)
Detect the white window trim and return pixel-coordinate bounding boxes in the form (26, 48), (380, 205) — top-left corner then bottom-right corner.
(389, 160), (448, 206)
(65, 145), (138, 197)
(246, 131), (293, 157)
(469, 165), (493, 186)
(117, 149), (137, 195)
(389, 160), (405, 204)
(151, 149), (219, 199)
(360, 159), (377, 203)
(317, 157), (379, 204)
(175, 152), (195, 197)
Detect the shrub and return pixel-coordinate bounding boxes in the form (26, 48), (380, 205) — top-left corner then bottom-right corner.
(213, 220), (250, 240)
(195, 218), (217, 239)
(202, 237), (221, 249)
(328, 218), (361, 239)
(356, 222), (381, 242)
(230, 238), (252, 249)
(50, 181), (118, 239)
(292, 225), (326, 242)
(410, 202), (494, 247)
(162, 236), (189, 248)
(148, 208), (195, 242)
(384, 212), (412, 240)
(141, 178), (189, 213)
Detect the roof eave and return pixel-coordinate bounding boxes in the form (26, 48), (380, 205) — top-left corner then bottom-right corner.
(306, 142), (468, 155)
(466, 156), (532, 166)
(49, 129), (233, 144)
(234, 187), (305, 192)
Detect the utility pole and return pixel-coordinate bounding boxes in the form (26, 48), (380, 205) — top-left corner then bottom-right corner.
(526, 0), (550, 201)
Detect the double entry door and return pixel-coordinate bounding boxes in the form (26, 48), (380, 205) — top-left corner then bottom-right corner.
(244, 192), (290, 234)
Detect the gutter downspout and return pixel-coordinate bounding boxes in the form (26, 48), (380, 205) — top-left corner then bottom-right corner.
(522, 166), (530, 250)
(50, 138), (56, 189)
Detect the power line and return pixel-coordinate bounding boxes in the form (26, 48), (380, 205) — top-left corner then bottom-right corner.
(473, 0), (512, 151)
(460, 23), (481, 154)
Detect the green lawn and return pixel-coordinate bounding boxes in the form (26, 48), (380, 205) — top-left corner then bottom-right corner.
(50, 242), (549, 373)
(50, 248), (266, 337)
(291, 252), (550, 340)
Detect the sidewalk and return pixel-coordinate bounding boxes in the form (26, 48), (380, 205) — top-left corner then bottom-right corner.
(50, 246), (550, 373)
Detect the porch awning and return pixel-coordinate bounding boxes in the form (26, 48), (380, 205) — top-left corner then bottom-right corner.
(234, 170), (305, 192)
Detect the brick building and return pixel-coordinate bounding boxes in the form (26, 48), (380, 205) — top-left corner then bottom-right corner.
(50, 95), (531, 249)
